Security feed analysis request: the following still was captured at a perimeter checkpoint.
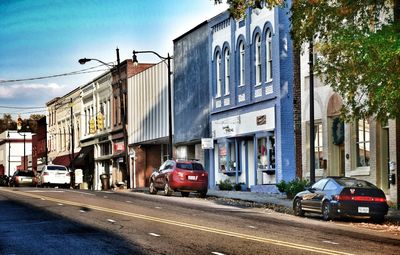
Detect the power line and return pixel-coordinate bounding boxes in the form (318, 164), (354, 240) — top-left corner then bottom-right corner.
(0, 105), (46, 109)
(0, 64), (110, 84)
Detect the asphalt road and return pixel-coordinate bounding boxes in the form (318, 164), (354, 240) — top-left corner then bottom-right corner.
(0, 187), (399, 255)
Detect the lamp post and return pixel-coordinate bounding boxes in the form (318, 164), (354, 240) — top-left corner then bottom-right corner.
(309, 40), (315, 184)
(7, 132), (11, 176)
(79, 48), (129, 186)
(132, 50), (173, 160)
(16, 117), (26, 170)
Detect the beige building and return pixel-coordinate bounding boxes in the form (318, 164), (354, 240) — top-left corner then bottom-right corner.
(46, 88), (81, 170)
(301, 47), (399, 207)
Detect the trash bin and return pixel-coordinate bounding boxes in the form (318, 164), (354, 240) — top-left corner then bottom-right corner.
(100, 174), (110, 190)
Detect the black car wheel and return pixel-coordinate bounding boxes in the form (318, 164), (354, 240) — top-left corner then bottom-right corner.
(149, 181), (157, 195)
(199, 190), (207, 198)
(164, 182), (173, 196)
(293, 198), (305, 217)
(181, 191), (190, 197)
(322, 201), (334, 221)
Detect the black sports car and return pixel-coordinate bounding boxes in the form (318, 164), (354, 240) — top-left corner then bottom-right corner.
(293, 177), (388, 223)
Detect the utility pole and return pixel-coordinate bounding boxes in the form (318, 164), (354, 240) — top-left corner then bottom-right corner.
(309, 40), (315, 184)
(70, 98), (75, 171)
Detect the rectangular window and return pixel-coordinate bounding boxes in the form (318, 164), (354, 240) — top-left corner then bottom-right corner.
(314, 123), (323, 169)
(255, 36), (262, 85)
(224, 50), (230, 95)
(257, 136), (275, 170)
(356, 119), (370, 167)
(218, 143), (227, 172)
(216, 54), (222, 97)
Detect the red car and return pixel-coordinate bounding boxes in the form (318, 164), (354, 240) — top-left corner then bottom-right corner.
(9, 170), (37, 187)
(149, 159), (208, 197)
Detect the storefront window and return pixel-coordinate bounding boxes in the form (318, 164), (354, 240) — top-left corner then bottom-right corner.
(356, 119), (370, 167)
(314, 123), (323, 169)
(257, 136), (275, 170)
(218, 143), (227, 172)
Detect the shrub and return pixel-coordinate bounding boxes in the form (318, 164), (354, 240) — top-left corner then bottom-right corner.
(276, 179), (288, 193)
(234, 182), (245, 191)
(277, 178), (309, 199)
(218, 179), (233, 191)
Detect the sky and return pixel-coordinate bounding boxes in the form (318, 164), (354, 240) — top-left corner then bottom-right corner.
(0, 0), (228, 118)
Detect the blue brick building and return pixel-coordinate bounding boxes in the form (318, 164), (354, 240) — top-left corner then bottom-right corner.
(208, 5), (295, 191)
(173, 21), (210, 167)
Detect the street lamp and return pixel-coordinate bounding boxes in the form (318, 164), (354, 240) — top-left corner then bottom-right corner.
(79, 48), (129, 186)
(16, 117), (26, 170)
(132, 50), (173, 159)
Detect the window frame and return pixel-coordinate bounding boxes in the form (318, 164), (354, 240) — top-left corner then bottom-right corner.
(255, 33), (262, 86)
(224, 48), (230, 96)
(265, 29), (273, 82)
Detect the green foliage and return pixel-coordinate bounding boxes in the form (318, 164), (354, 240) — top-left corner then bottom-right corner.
(234, 182), (245, 191)
(276, 178), (309, 198)
(218, 179), (234, 190)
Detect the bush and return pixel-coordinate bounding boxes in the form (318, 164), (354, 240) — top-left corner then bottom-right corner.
(234, 182), (245, 191)
(218, 179), (233, 191)
(277, 178), (309, 199)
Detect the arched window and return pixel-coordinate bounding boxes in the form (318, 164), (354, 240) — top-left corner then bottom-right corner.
(224, 48), (230, 95)
(255, 33), (261, 85)
(239, 41), (245, 86)
(265, 29), (273, 81)
(216, 51), (222, 97)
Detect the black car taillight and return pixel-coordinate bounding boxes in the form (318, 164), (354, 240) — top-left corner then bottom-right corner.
(335, 194), (386, 203)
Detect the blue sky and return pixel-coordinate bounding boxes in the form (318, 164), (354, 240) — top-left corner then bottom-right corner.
(0, 0), (227, 118)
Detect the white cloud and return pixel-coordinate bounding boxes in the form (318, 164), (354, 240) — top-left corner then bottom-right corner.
(0, 82), (68, 99)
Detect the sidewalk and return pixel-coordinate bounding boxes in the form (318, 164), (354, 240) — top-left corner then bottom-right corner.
(205, 189), (400, 225)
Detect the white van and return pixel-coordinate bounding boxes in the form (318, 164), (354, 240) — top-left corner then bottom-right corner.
(38, 165), (71, 188)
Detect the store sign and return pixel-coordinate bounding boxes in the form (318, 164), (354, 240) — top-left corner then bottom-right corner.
(114, 142), (125, 152)
(201, 138), (214, 149)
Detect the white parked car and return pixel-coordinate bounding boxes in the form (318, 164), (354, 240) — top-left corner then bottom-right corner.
(38, 165), (71, 188)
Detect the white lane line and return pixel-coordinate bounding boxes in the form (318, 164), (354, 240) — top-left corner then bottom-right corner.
(155, 206), (162, 209)
(79, 210), (86, 213)
(104, 191), (113, 194)
(323, 240), (339, 245)
(28, 190), (65, 193)
(103, 196), (108, 198)
(107, 219), (116, 223)
(149, 233), (160, 237)
(126, 200), (132, 203)
(211, 252), (225, 255)
(248, 225), (257, 229)
(68, 190), (96, 196)
(57, 203), (63, 206)
(40, 198), (46, 200)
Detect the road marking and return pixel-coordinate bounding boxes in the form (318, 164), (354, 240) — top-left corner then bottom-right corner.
(211, 252), (225, 255)
(149, 233), (160, 237)
(107, 219), (116, 223)
(126, 200), (132, 203)
(323, 241), (339, 245)
(155, 206), (162, 209)
(79, 210), (86, 213)
(40, 198), (46, 200)
(104, 196), (108, 198)
(2, 189), (353, 255)
(57, 203), (63, 206)
(104, 191), (113, 194)
(248, 225), (257, 229)
(68, 190), (96, 196)
(28, 190), (65, 193)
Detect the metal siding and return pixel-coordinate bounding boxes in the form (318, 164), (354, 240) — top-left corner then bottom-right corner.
(128, 61), (169, 144)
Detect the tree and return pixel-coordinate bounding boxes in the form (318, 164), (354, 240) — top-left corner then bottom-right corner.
(217, 0), (400, 122)
(0, 114), (16, 133)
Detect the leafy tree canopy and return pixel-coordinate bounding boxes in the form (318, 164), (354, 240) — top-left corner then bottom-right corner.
(216, 0), (400, 122)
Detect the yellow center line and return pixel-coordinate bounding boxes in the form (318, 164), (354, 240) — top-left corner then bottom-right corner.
(1, 188), (353, 255)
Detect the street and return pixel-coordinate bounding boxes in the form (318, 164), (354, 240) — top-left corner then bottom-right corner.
(0, 187), (399, 255)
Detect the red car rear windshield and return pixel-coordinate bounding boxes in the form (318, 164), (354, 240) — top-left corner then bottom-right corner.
(47, 166), (67, 171)
(176, 163), (204, 171)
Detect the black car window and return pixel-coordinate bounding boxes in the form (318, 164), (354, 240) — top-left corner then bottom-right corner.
(312, 179), (328, 190)
(193, 163), (204, 171)
(47, 166), (67, 171)
(176, 163), (193, 170)
(323, 180), (337, 191)
(335, 178), (377, 188)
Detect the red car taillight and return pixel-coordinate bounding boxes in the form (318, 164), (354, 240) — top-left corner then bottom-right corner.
(15, 176), (20, 184)
(334, 194), (386, 203)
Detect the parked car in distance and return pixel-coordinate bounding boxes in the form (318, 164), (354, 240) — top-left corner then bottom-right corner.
(9, 170), (37, 187)
(149, 159), (208, 197)
(293, 176), (389, 223)
(37, 165), (71, 188)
